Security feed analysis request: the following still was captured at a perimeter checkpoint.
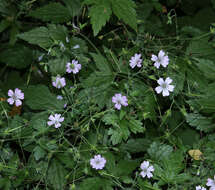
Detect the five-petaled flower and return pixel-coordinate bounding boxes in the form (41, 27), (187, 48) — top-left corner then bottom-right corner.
(155, 77), (174, 97)
(90, 155), (106, 170)
(52, 76), (66, 89)
(151, 50), (169, 69)
(7, 88), (24, 107)
(112, 93), (128, 110)
(47, 114), (64, 128)
(129, 53), (142, 69)
(66, 60), (81, 74)
(196, 186), (206, 190)
(206, 176), (215, 190)
(140, 161), (154, 179)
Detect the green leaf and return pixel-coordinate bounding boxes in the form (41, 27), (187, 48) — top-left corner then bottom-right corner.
(147, 142), (173, 162)
(63, 0), (82, 17)
(194, 59), (215, 80)
(88, 0), (112, 36)
(25, 85), (64, 110)
(90, 53), (111, 73)
(47, 159), (67, 190)
(0, 44), (33, 69)
(186, 37), (215, 60)
(120, 138), (151, 153)
(128, 118), (144, 134)
(110, 0), (137, 31)
(0, 178), (11, 190)
(33, 146), (46, 161)
(79, 177), (113, 190)
(186, 113), (215, 132)
(18, 27), (53, 49)
(48, 58), (67, 75)
(29, 3), (71, 23)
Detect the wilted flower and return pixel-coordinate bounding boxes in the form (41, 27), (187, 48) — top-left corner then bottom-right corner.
(206, 176), (215, 190)
(151, 50), (169, 69)
(52, 76), (66, 89)
(196, 186), (206, 190)
(66, 60), (81, 74)
(90, 155), (106, 170)
(47, 114), (64, 128)
(129, 53), (142, 68)
(140, 161), (154, 179)
(7, 88), (24, 107)
(112, 93), (128, 110)
(155, 77), (174, 97)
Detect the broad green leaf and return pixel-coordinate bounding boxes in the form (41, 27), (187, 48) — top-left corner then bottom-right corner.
(147, 142), (173, 162)
(0, 178), (11, 190)
(194, 59), (215, 80)
(90, 53), (111, 73)
(0, 44), (33, 69)
(18, 27), (53, 49)
(29, 3), (71, 23)
(48, 58), (67, 75)
(47, 159), (67, 190)
(186, 113), (215, 132)
(120, 138), (151, 153)
(25, 85), (64, 110)
(33, 146), (46, 161)
(79, 177), (113, 190)
(63, 0), (82, 17)
(186, 37), (215, 60)
(110, 0), (137, 31)
(89, 1), (112, 36)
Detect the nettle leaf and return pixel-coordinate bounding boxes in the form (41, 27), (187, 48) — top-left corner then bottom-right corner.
(89, 0), (112, 36)
(29, 3), (71, 23)
(47, 159), (67, 190)
(120, 138), (151, 153)
(194, 59), (215, 80)
(79, 177), (113, 190)
(18, 27), (53, 49)
(90, 53), (112, 73)
(63, 0), (82, 17)
(110, 0), (137, 31)
(25, 85), (64, 111)
(0, 44), (33, 69)
(147, 142), (173, 162)
(48, 57), (68, 75)
(186, 113), (215, 132)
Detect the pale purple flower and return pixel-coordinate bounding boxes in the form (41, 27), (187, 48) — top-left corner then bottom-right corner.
(57, 95), (63, 100)
(7, 88), (24, 107)
(155, 77), (174, 97)
(66, 60), (81, 74)
(47, 114), (64, 128)
(52, 76), (66, 89)
(140, 161), (154, 179)
(73, 44), (80, 49)
(207, 176), (215, 190)
(151, 50), (169, 69)
(90, 155), (106, 170)
(112, 93), (128, 110)
(196, 186), (206, 190)
(129, 53), (142, 68)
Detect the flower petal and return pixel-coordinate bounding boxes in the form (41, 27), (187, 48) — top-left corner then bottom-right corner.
(155, 86), (163, 94)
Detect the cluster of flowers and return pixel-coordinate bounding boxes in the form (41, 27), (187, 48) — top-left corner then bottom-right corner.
(52, 59), (81, 89)
(112, 50), (174, 110)
(90, 154), (154, 179)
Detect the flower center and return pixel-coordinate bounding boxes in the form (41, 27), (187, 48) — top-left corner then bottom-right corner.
(12, 94), (17, 100)
(95, 160), (100, 165)
(70, 64), (75, 69)
(161, 83), (167, 89)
